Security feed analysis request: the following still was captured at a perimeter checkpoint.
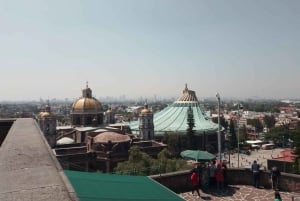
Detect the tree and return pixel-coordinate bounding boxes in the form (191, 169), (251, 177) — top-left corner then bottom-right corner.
(186, 106), (195, 149)
(187, 106), (195, 134)
(292, 124), (300, 174)
(229, 119), (237, 149)
(247, 119), (263, 133)
(264, 115), (276, 129)
(155, 148), (191, 173)
(166, 134), (180, 157)
(265, 125), (290, 146)
(114, 147), (190, 175)
(240, 124), (247, 141)
(115, 146), (154, 175)
(291, 122), (300, 174)
(212, 115), (228, 131)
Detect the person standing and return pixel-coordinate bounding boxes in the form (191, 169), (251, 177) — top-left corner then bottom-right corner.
(221, 161), (228, 186)
(190, 169), (201, 198)
(251, 160), (260, 188)
(271, 166), (281, 190)
(209, 161), (217, 188)
(216, 164), (224, 191)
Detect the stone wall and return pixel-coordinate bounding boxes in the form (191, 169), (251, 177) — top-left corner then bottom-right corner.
(151, 168), (300, 193)
(151, 170), (192, 193)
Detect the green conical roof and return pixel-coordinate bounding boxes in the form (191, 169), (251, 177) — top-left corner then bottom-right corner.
(130, 84), (219, 136)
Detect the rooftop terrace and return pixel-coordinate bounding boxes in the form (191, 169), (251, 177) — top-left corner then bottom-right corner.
(1, 118), (300, 201)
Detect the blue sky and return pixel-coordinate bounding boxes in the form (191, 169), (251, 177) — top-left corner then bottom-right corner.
(0, 0), (299, 101)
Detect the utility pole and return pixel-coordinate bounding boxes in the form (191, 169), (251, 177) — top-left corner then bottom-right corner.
(216, 93), (221, 164)
(237, 103), (243, 168)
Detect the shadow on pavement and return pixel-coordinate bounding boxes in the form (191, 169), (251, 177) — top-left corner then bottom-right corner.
(201, 196), (212, 200)
(202, 185), (239, 198)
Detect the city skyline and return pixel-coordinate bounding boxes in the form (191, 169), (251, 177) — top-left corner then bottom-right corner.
(1, 0), (300, 101)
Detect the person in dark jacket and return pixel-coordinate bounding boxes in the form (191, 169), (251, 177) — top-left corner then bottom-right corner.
(271, 166), (281, 190)
(251, 160), (260, 188)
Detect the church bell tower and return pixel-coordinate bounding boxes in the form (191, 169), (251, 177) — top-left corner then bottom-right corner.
(139, 101), (154, 140)
(38, 104), (57, 148)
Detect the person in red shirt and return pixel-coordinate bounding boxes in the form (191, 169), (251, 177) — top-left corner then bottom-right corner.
(190, 169), (201, 197)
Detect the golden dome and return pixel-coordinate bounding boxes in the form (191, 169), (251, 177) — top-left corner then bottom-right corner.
(141, 101), (152, 114)
(72, 97), (102, 112)
(38, 112), (54, 118)
(93, 132), (131, 143)
(141, 108), (152, 114)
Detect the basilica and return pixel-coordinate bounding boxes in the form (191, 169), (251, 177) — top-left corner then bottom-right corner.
(130, 84), (222, 152)
(38, 84), (166, 173)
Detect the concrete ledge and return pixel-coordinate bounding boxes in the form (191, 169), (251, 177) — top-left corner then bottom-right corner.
(0, 118), (79, 201)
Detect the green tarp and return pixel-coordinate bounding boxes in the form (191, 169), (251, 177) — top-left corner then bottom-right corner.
(65, 170), (184, 201)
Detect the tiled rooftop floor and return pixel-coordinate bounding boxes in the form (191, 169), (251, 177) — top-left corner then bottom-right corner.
(180, 185), (300, 201)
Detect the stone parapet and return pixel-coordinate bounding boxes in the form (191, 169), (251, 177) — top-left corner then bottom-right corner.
(0, 118), (79, 201)
(151, 168), (300, 193)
